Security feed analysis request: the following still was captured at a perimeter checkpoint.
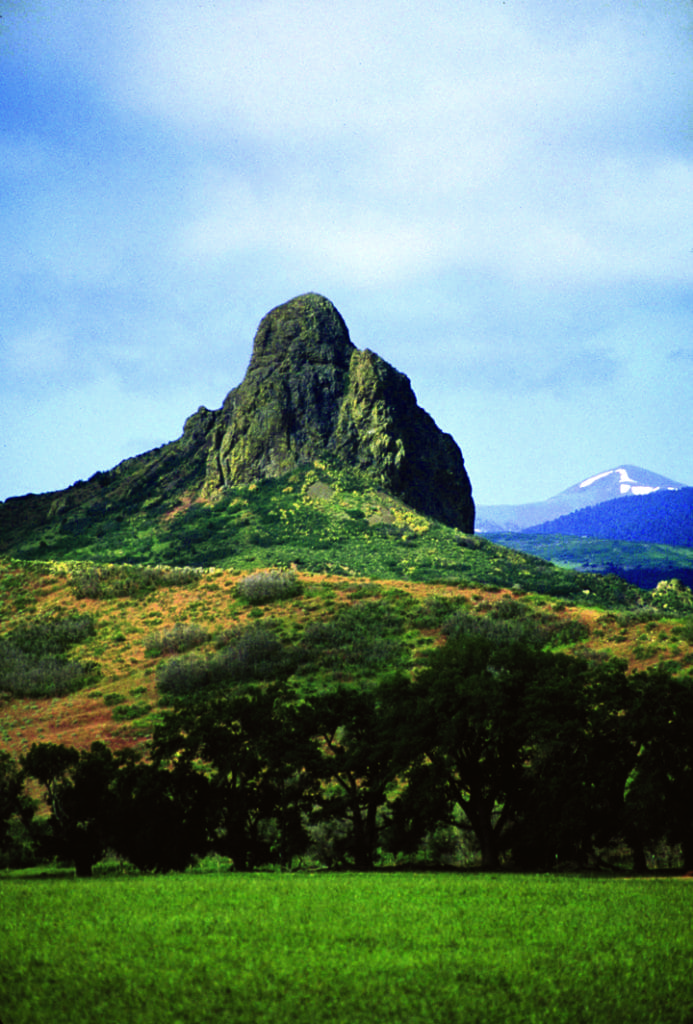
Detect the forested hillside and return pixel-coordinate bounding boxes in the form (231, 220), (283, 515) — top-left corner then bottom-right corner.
(526, 488), (693, 546)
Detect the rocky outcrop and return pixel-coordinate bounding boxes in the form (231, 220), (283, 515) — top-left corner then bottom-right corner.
(203, 293), (474, 531)
(0, 292), (475, 548)
(203, 293), (355, 488)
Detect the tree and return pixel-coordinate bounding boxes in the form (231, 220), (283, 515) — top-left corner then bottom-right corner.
(508, 655), (635, 869)
(304, 676), (410, 870)
(110, 752), (213, 872)
(21, 742), (118, 877)
(402, 636), (633, 870)
(625, 666), (693, 871)
(404, 636), (535, 868)
(0, 751), (35, 865)
(152, 682), (319, 870)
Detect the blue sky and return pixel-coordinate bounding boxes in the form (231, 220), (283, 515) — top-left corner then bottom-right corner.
(1, 0), (691, 506)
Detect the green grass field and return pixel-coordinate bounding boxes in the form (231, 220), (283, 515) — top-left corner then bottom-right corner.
(1, 872), (692, 1024)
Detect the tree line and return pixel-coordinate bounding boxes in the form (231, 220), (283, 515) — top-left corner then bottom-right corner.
(2, 633), (692, 876)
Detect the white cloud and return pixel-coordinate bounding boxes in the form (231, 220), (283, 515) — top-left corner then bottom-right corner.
(11, 0), (691, 293)
(105, 1), (688, 139)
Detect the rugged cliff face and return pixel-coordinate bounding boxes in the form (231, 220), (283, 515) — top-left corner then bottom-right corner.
(0, 293), (474, 545)
(201, 293), (474, 531)
(204, 293), (355, 488)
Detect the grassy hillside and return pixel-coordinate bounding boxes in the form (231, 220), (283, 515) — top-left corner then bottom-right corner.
(2, 458), (693, 763)
(0, 462), (655, 603)
(1, 553), (692, 761)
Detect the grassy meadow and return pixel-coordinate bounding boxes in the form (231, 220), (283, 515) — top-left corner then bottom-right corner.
(1, 871), (692, 1024)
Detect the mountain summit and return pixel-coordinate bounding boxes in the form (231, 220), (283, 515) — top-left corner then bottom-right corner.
(0, 293), (474, 548)
(476, 465), (685, 533)
(202, 293), (474, 529)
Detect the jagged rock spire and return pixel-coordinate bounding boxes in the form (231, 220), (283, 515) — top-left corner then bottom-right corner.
(0, 293), (475, 541)
(203, 293), (475, 531)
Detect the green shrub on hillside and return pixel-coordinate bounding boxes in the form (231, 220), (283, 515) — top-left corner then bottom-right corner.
(144, 623), (210, 658)
(156, 654), (213, 697)
(0, 650), (100, 698)
(69, 563), (202, 599)
(6, 614), (96, 655)
(236, 570), (303, 606)
(301, 597), (408, 676)
(157, 624), (296, 697)
(0, 613), (100, 698)
(444, 602), (590, 650)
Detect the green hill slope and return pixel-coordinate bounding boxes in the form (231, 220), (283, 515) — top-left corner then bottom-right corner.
(0, 461), (651, 606)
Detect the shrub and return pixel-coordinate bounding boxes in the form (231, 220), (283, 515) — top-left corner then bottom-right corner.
(144, 623), (210, 658)
(216, 625), (291, 682)
(0, 650), (100, 698)
(157, 625), (296, 697)
(0, 614), (100, 698)
(6, 614), (96, 656)
(444, 607), (590, 650)
(102, 693), (126, 707)
(236, 571), (303, 606)
(110, 702), (151, 721)
(69, 564), (202, 600)
(487, 597), (530, 620)
(301, 599), (406, 673)
(156, 654), (214, 697)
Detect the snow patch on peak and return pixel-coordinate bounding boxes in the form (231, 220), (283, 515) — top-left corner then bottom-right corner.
(580, 467), (638, 490)
(579, 468), (619, 489)
(627, 485), (677, 496)
(579, 466), (679, 497)
(579, 470), (609, 488)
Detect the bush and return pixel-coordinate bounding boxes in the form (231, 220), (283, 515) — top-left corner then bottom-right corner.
(0, 650), (101, 698)
(102, 693), (126, 707)
(6, 614), (96, 656)
(157, 625), (296, 697)
(0, 614), (101, 698)
(144, 623), (210, 658)
(301, 599), (406, 673)
(69, 564), (202, 600)
(110, 702), (151, 722)
(156, 655), (214, 697)
(216, 625), (291, 682)
(236, 571), (303, 606)
(444, 606), (590, 650)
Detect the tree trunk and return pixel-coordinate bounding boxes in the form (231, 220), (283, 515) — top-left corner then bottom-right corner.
(478, 833), (501, 871)
(460, 797), (501, 870)
(350, 802), (373, 870)
(74, 855), (93, 878)
(631, 841), (648, 873)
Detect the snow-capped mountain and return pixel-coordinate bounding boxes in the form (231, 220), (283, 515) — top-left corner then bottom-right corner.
(566, 466), (682, 501)
(476, 465), (687, 533)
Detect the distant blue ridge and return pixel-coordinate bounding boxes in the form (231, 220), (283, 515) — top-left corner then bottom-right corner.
(522, 488), (693, 548)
